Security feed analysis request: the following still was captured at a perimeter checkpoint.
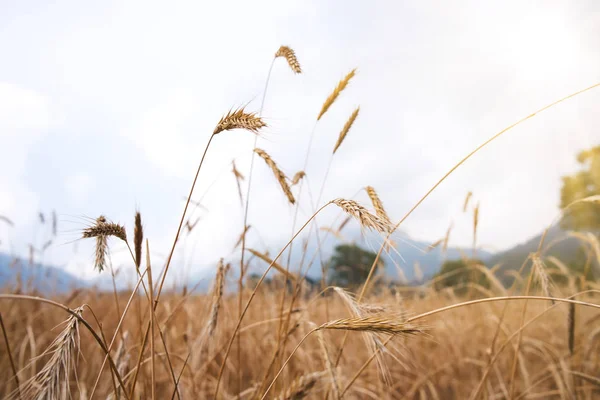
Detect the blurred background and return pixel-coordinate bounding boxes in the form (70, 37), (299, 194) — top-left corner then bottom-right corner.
(0, 0), (599, 290)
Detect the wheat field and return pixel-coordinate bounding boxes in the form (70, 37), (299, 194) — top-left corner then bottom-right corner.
(1, 45), (600, 400)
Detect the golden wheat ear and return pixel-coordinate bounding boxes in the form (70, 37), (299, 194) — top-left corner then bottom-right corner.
(213, 107), (267, 135)
(332, 198), (391, 234)
(82, 215), (127, 272)
(254, 148), (295, 204)
(275, 45), (302, 74)
(317, 69), (356, 121)
(333, 107), (360, 154)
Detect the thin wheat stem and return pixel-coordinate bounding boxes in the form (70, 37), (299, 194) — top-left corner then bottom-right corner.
(0, 313), (21, 400)
(214, 202), (332, 399)
(238, 56), (276, 395)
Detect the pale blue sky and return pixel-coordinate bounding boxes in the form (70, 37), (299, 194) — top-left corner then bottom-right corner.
(0, 0), (599, 282)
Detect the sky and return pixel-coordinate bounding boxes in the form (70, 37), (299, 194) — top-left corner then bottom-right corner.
(0, 0), (599, 283)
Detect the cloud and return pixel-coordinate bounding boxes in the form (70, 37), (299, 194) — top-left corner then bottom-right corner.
(0, 83), (52, 250)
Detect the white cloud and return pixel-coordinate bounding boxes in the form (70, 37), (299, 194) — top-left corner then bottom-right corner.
(0, 83), (52, 251)
(64, 173), (95, 205)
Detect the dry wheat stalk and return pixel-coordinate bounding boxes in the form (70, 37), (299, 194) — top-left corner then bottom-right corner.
(107, 332), (131, 400)
(234, 225), (252, 250)
(232, 160), (245, 205)
(338, 215), (351, 232)
(134, 212), (143, 269)
(82, 217), (127, 242)
(531, 254), (553, 302)
(333, 107), (360, 154)
(427, 238), (443, 253)
(320, 226), (344, 240)
(317, 69), (356, 121)
(275, 45), (302, 74)
(247, 248), (297, 281)
(463, 191), (473, 212)
(568, 302), (575, 355)
(208, 259), (226, 337)
(473, 202), (480, 249)
(276, 371), (326, 400)
(254, 148), (295, 204)
(365, 186), (392, 227)
(83, 216), (127, 272)
(442, 222), (453, 253)
(319, 314), (423, 336)
(332, 199), (391, 234)
(316, 331), (341, 400)
(290, 171), (306, 186)
(18, 306), (83, 400)
(213, 108), (267, 135)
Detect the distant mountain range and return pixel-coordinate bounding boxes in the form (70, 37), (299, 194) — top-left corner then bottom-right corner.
(486, 225), (599, 284)
(2, 225), (595, 294)
(0, 253), (88, 295)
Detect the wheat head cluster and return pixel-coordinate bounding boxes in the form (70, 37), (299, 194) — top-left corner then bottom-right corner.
(1, 45), (600, 400)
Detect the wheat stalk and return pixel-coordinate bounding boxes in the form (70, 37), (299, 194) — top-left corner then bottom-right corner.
(317, 69), (356, 121)
(333, 107), (359, 154)
(316, 331), (341, 400)
(290, 171), (306, 186)
(463, 191), (473, 212)
(19, 306), (83, 400)
(365, 186), (392, 227)
(427, 238), (443, 253)
(232, 160), (245, 206)
(332, 199), (391, 233)
(276, 371), (326, 400)
(319, 314), (423, 336)
(275, 45), (302, 74)
(531, 254), (554, 302)
(208, 259), (226, 337)
(134, 212), (143, 269)
(442, 222), (453, 254)
(254, 148), (295, 204)
(213, 108), (267, 135)
(247, 249), (298, 281)
(82, 216), (127, 242)
(82, 216), (127, 272)
(234, 225), (252, 250)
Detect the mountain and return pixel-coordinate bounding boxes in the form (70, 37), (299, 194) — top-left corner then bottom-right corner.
(0, 253), (88, 295)
(238, 227), (492, 285)
(0, 227), (495, 294)
(485, 225), (599, 284)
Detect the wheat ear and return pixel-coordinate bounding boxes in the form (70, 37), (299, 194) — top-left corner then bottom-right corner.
(254, 148), (295, 204)
(333, 107), (360, 154)
(213, 107), (266, 135)
(275, 45), (302, 74)
(317, 69), (356, 120)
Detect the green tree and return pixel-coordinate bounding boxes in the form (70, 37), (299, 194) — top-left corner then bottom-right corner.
(434, 258), (488, 293)
(328, 244), (382, 288)
(560, 145), (600, 231)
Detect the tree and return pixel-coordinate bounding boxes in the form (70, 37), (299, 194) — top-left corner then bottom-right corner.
(560, 145), (600, 231)
(328, 243), (382, 288)
(434, 258), (488, 294)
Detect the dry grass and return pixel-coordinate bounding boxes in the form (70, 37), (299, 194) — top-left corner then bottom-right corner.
(254, 148), (296, 205)
(1, 44), (600, 400)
